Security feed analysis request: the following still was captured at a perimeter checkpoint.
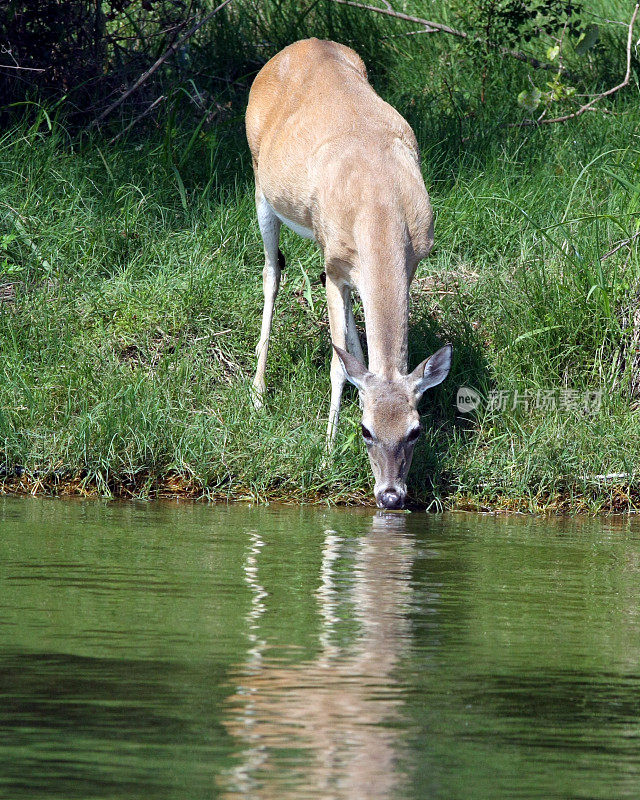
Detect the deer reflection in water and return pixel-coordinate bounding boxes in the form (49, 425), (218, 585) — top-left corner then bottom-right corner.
(221, 512), (415, 799)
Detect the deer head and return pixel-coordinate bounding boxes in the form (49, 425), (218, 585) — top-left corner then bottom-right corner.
(334, 343), (452, 509)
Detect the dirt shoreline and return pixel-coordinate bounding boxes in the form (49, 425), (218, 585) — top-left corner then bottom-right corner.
(2, 472), (638, 514)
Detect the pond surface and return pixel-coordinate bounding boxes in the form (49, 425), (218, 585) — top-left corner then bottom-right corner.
(1, 499), (640, 799)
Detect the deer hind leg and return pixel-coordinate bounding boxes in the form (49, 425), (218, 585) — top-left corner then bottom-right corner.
(325, 277), (351, 448)
(252, 191), (282, 409)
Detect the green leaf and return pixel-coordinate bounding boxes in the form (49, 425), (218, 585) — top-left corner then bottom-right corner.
(576, 24), (599, 55)
(517, 87), (542, 113)
(546, 45), (560, 61)
(1, 260), (22, 276)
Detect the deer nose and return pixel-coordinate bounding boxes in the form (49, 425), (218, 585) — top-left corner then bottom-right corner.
(377, 488), (405, 509)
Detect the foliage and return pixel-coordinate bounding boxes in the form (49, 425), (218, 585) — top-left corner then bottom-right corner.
(452, 0), (585, 47)
(0, 1), (635, 128)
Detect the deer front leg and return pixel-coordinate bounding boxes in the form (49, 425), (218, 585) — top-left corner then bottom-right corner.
(252, 190), (282, 409)
(325, 277), (350, 448)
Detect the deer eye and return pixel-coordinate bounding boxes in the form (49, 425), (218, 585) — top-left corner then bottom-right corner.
(406, 426), (421, 443)
(361, 424), (374, 442)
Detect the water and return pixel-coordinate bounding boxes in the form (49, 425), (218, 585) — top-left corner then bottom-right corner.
(1, 498), (640, 799)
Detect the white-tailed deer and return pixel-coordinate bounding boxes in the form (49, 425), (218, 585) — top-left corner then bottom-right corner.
(246, 38), (452, 509)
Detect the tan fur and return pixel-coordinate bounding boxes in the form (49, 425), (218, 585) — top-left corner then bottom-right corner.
(246, 39), (448, 509)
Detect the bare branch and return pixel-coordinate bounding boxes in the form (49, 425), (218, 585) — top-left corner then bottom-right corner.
(108, 94), (166, 144)
(90, 0), (235, 128)
(583, 11), (629, 27)
(0, 64), (46, 72)
(534, 2), (639, 125)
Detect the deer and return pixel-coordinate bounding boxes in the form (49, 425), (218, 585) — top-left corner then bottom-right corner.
(246, 38), (452, 510)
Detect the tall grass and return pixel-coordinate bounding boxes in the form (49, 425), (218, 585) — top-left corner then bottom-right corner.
(0, 2), (639, 509)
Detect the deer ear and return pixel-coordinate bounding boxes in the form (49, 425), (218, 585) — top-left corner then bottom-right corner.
(410, 343), (452, 397)
(333, 344), (372, 391)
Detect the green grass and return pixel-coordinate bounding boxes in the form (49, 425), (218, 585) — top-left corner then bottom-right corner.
(1, 2), (639, 510)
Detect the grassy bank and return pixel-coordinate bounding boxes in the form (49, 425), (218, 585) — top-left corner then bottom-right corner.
(1, 2), (639, 511)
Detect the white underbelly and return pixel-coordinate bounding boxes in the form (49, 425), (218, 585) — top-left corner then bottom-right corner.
(271, 205), (315, 241)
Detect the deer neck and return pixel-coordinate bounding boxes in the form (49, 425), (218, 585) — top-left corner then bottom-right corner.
(355, 216), (410, 379)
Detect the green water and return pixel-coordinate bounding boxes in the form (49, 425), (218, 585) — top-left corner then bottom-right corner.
(1, 499), (640, 799)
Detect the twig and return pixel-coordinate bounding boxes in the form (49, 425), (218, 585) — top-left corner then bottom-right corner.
(0, 64), (46, 72)
(328, 0), (463, 37)
(108, 94), (166, 144)
(583, 11), (629, 27)
(501, 48), (571, 74)
(366, 28), (436, 43)
(90, 0), (234, 127)
(601, 230), (640, 260)
(533, 2), (639, 125)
